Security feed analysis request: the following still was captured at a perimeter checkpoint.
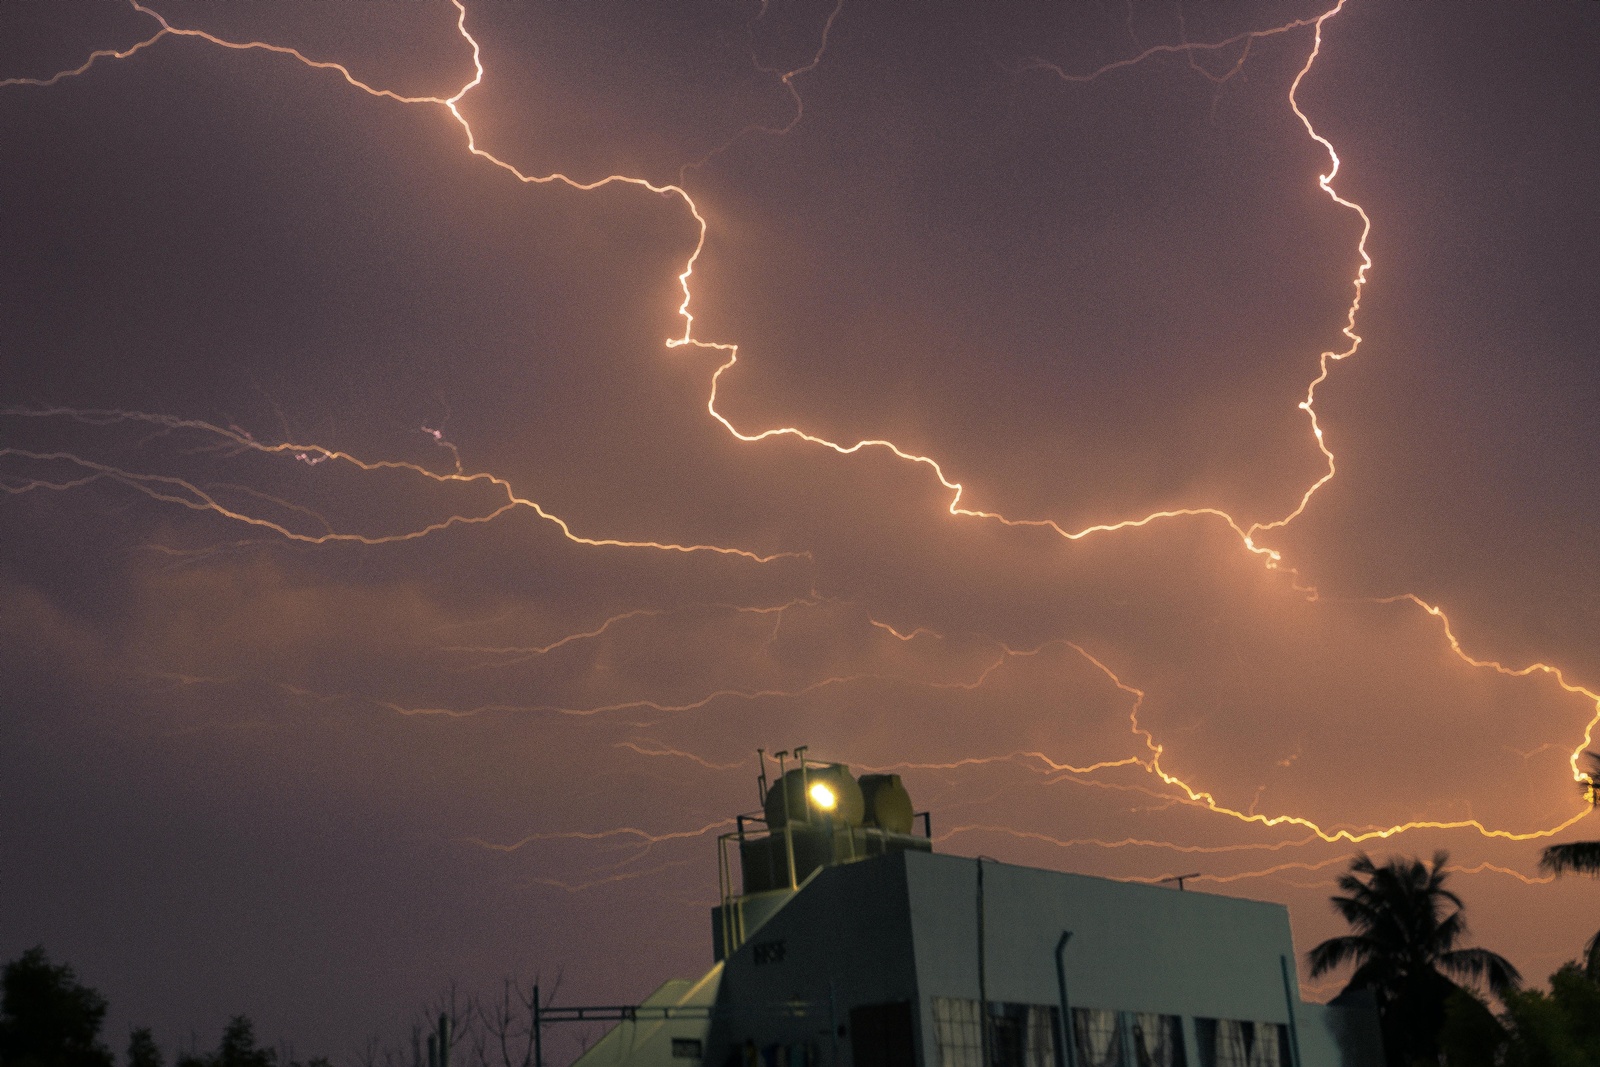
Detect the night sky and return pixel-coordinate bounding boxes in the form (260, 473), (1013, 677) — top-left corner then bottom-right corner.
(3, 0), (1599, 1062)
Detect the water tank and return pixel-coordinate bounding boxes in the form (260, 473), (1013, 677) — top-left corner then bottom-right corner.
(859, 774), (915, 834)
(763, 765), (865, 828)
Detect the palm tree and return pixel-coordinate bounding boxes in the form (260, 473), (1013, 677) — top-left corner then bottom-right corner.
(1539, 751), (1600, 979)
(1308, 851), (1520, 1066)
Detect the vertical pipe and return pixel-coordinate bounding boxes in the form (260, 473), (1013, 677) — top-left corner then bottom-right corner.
(797, 747), (810, 822)
(1056, 932), (1077, 1067)
(438, 1014), (450, 1067)
(976, 858), (990, 1066)
(1278, 956), (1303, 1067)
(719, 833), (734, 958)
(775, 751), (797, 891)
(533, 984), (543, 1067)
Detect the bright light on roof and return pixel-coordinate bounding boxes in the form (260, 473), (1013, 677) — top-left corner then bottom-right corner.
(809, 781), (837, 811)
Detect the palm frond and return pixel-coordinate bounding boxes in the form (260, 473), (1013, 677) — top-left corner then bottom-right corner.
(1539, 840), (1600, 876)
(1439, 946), (1521, 995)
(1308, 934), (1377, 978)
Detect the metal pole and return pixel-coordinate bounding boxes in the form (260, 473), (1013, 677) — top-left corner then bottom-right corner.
(438, 1014), (450, 1067)
(976, 859), (989, 1066)
(533, 984), (543, 1067)
(1056, 932), (1077, 1067)
(776, 751), (798, 890)
(1278, 956), (1303, 1067)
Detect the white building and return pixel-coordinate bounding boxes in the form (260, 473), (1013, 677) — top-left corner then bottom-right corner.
(569, 755), (1382, 1067)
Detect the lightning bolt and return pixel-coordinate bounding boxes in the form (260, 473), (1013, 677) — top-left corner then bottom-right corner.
(2, 405), (802, 561)
(5, 0), (1595, 895)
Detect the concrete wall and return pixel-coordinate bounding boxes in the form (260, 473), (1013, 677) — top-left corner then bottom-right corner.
(572, 968), (723, 1067)
(905, 851), (1301, 1019)
(704, 857), (924, 1065)
(583, 850), (1381, 1067)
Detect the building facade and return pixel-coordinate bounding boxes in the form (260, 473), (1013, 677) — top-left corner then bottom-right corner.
(571, 761), (1382, 1067)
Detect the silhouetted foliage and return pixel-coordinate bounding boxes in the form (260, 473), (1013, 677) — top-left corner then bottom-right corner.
(1441, 961), (1600, 1066)
(176, 1018), (275, 1067)
(0, 947), (114, 1067)
(1438, 988), (1505, 1067)
(1540, 757), (1600, 986)
(1542, 840), (1600, 877)
(126, 1029), (163, 1067)
(1307, 852), (1520, 1066)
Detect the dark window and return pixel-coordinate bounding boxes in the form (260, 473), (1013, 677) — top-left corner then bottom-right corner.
(671, 1037), (703, 1058)
(932, 998), (1061, 1066)
(851, 1001), (916, 1067)
(1072, 1008), (1124, 1067)
(1126, 1014), (1186, 1067)
(1194, 1019), (1288, 1067)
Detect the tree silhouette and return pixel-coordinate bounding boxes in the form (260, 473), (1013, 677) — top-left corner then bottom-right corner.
(1308, 852), (1520, 1066)
(176, 1018), (276, 1067)
(1540, 751), (1600, 980)
(0, 947), (114, 1067)
(127, 1029), (163, 1067)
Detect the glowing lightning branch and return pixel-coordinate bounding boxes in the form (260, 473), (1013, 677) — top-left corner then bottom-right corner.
(6, 0), (1596, 859)
(1, 406), (801, 561)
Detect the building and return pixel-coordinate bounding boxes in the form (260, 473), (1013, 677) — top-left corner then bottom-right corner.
(566, 751), (1383, 1067)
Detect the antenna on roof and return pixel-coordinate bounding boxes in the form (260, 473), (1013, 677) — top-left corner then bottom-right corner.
(1158, 873), (1202, 891)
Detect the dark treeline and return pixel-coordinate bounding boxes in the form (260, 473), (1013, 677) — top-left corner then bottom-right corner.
(0, 947), (328, 1067)
(0, 949), (571, 1067)
(6, 819), (1596, 1067)
(1308, 834), (1600, 1066)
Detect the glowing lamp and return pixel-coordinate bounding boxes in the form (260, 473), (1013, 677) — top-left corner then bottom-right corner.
(809, 781), (838, 812)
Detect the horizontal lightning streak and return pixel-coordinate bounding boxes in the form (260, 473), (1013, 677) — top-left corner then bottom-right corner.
(1, 407), (799, 561)
(522, 861), (695, 894)
(438, 597), (832, 670)
(469, 819), (735, 854)
(615, 741), (747, 771)
(938, 826), (1322, 855)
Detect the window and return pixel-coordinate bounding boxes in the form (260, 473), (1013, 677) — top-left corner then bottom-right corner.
(933, 997), (985, 1067)
(850, 1002), (916, 1067)
(1194, 1020), (1289, 1067)
(990, 1003), (1059, 1067)
(670, 1037), (702, 1058)
(1127, 1014), (1186, 1067)
(932, 998), (1062, 1067)
(1072, 1008), (1123, 1067)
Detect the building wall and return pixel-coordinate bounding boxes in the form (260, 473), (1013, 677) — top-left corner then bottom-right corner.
(905, 851), (1303, 1019)
(704, 857), (924, 1066)
(590, 850), (1382, 1067)
(900, 850), (1376, 1067)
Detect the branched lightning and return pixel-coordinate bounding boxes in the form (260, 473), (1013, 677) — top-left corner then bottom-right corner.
(1, 405), (801, 561)
(5, 0), (1596, 894)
